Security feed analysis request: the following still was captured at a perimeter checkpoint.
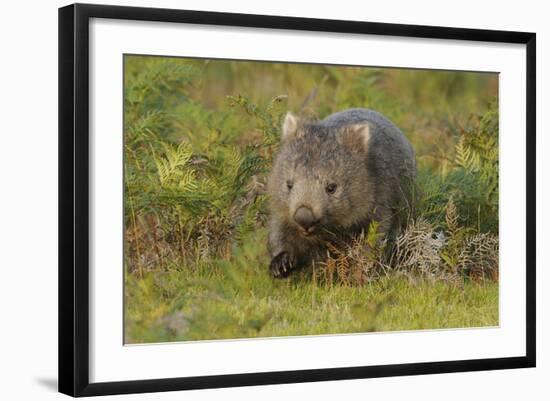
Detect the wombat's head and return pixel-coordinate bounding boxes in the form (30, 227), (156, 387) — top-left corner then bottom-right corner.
(268, 112), (372, 237)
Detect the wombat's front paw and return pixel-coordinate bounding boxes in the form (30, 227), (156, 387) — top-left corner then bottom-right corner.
(269, 252), (296, 278)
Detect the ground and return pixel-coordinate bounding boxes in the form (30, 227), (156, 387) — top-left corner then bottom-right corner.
(125, 229), (498, 343)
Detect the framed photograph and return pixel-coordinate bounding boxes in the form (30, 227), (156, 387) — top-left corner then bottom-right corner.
(58, 3), (536, 397)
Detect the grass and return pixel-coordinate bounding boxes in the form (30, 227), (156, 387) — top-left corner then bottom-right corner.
(125, 229), (498, 343)
(123, 55), (499, 344)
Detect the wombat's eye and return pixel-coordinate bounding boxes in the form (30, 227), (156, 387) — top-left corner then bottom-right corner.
(286, 180), (293, 191)
(326, 183), (337, 194)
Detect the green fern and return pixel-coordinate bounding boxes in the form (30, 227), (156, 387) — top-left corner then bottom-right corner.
(416, 100), (499, 233)
(154, 142), (194, 186)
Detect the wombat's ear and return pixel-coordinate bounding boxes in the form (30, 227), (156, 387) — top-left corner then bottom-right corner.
(339, 124), (371, 151)
(281, 112), (301, 142)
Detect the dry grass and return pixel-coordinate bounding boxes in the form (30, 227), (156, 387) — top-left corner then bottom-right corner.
(319, 200), (498, 287)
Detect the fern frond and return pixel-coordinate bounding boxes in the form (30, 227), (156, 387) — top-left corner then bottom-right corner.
(445, 197), (459, 236)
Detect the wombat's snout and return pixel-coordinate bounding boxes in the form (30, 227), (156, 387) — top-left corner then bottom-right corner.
(294, 206), (319, 235)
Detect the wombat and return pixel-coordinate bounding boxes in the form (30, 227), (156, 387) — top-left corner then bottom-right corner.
(267, 108), (416, 278)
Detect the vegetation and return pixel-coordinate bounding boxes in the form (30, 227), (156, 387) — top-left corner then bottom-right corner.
(124, 55), (499, 343)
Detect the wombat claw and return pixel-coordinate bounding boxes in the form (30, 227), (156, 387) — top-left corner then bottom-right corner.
(269, 252), (296, 278)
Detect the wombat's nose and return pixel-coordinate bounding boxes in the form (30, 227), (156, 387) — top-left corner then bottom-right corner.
(294, 206), (318, 231)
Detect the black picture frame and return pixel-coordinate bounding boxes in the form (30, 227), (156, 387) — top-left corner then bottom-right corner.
(59, 3), (536, 397)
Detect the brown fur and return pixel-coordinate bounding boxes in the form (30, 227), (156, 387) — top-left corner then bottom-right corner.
(267, 108), (416, 278)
